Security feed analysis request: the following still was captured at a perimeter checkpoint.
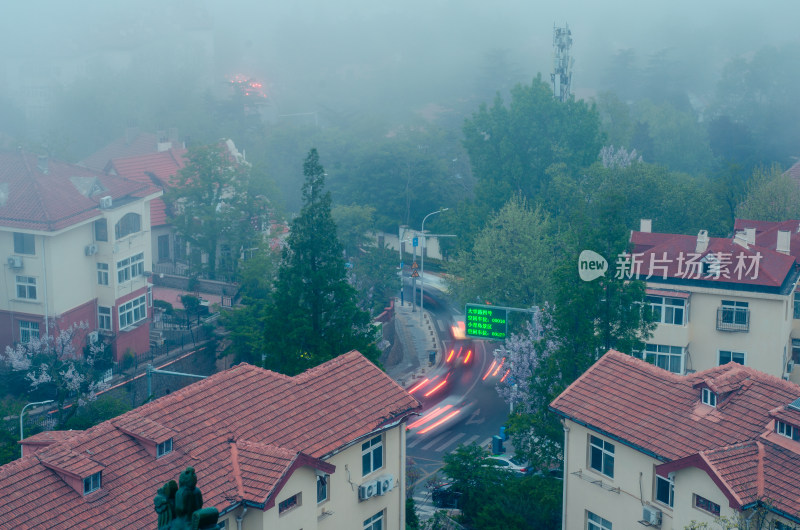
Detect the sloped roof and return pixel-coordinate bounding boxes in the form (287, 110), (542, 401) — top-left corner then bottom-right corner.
(0, 351), (420, 528)
(629, 229), (798, 293)
(550, 350), (800, 461)
(733, 218), (800, 262)
(0, 150), (161, 232)
(106, 148), (187, 227)
(79, 132), (160, 172)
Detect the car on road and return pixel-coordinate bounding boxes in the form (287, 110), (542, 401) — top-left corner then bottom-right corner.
(485, 454), (530, 474)
(431, 483), (460, 509)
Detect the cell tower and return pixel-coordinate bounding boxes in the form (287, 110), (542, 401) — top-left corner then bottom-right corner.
(551, 24), (573, 102)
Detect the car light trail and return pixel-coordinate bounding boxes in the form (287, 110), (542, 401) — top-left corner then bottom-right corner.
(463, 350), (472, 364)
(500, 369), (511, 382)
(446, 350), (455, 363)
(407, 378), (430, 394)
(424, 378), (448, 397)
(418, 409), (461, 434)
(492, 358), (505, 377)
(407, 405), (453, 429)
(482, 360), (497, 380)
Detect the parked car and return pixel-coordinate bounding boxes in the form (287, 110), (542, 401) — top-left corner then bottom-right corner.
(431, 483), (461, 508)
(485, 455), (529, 474)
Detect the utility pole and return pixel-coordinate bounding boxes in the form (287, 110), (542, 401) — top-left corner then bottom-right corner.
(419, 208), (448, 324)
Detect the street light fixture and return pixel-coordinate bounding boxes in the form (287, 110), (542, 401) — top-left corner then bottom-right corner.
(420, 208), (448, 323)
(19, 399), (54, 458)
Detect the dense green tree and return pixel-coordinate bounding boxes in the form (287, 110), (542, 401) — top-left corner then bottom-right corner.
(736, 164), (800, 222)
(257, 149), (379, 375)
(350, 243), (399, 316)
(441, 443), (562, 529)
(167, 143), (263, 281)
(462, 74), (604, 213)
(332, 204), (377, 258)
(448, 196), (555, 308)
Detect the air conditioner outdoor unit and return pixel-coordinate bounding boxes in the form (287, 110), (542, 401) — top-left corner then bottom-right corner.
(375, 474), (396, 495)
(358, 480), (378, 501)
(99, 196), (113, 209)
(642, 505), (662, 526)
(7, 255), (22, 269)
(85, 244), (98, 256)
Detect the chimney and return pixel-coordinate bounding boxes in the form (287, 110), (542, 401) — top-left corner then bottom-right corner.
(733, 231), (749, 249)
(696, 230), (709, 254)
(640, 219), (652, 233)
(777, 230), (791, 254)
(37, 155), (49, 174)
(745, 227), (756, 246)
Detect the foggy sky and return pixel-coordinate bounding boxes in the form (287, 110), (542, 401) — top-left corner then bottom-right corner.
(2, 0), (799, 121)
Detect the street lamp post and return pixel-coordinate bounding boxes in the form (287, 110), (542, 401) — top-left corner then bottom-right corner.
(19, 399), (54, 458)
(420, 208), (448, 323)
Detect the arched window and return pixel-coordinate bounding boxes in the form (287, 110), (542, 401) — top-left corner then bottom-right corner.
(115, 213), (141, 239)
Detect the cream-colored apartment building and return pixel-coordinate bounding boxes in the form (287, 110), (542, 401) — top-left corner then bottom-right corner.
(2, 351), (420, 529)
(630, 219), (800, 382)
(551, 350), (800, 530)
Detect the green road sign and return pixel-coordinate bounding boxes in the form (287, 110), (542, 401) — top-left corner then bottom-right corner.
(465, 303), (508, 340)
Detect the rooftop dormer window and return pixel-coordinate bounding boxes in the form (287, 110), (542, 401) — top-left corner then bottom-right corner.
(702, 388), (717, 407)
(157, 438), (173, 457)
(83, 471), (101, 495)
(776, 420), (800, 441)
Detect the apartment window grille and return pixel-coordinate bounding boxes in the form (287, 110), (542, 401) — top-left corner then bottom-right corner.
(717, 300), (749, 332)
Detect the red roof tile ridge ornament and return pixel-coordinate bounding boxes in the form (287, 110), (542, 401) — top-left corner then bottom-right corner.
(756, 440), (766, 498)
(228, 440), (246, 499)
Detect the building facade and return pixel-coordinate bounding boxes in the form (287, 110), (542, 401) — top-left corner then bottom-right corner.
(551, 350), (800, 530)
(629, 219), (800, 382)
(0, 150), (161, 359)
(2, 351), (421, 529)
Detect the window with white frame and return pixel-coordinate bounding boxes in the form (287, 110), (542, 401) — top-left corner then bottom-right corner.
(15, 275), (36, 300)
(638, 344), (685, 374)
(587, 511), (612, 530)
(117, 253), (144, 283)
(701, 388), (717, 407)
(19, 321), (39, 343)
(97, 263), (109, 285)
(98, 306), (112, 331)
(157, 438), (173, 457)
(720, 300), (749, 325)
(655, 474), (674, 508)
(114, 212), (141, 239)
(13, 232), (35, 255)
(775, 420), (800, 441)
(647, 296), (685, 325)
(364, 511), (384, 530)
(795, 293), (800, 320)
(83, 472), (101, 495)
(362, 435), (383, 476)
(589, 435), (614, 478)
(719, 350), (745, 366)
(119, 296), (147, 329)
(317, 473), (329, 503)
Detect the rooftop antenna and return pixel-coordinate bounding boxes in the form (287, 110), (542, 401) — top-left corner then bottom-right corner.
(551, 23), (573, 102)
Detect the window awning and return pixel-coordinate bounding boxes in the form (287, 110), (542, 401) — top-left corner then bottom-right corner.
(646, 288), (691, 299)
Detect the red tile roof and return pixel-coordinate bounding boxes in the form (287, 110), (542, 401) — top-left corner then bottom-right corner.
(106, 148), (187, 227)
(0, 351), (420, 527)
(552, 351), (800, 517)
(0, 151), (161, 231)
(733, 218), (800, 262)
(79, 132), (161, 172)
(629, 229), (799, 293)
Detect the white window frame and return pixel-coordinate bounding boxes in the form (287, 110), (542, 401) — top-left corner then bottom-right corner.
(117, 252), (145, 283)
(119, 295), (147, 330)
(317, 473), (329, 504)
(157, 438), (173, 457)
(702, 388), (717, 407)
(587, 511), (612, 530)
(98, 306), (112, 331)
(794, 292), (800, 320)
(655, 474), (674, 508)
(19, 321), (40, 343)
(83, 472), (101, 495)
(97, 263), (109, 285)
(639, 344), (685, 374)
(647, 295), (685, 325)
(15, 275), (37, 300)
(364, 510), (384, 530)
(589, 435), (615, 478)
(362, 435), (384, 476)
(718, 350), (746, 366)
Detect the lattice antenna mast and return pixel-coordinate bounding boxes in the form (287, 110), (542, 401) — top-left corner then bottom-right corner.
(551, 24), (573, 102)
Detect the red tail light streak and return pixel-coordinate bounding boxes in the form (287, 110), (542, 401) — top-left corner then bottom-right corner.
(446, 350), (455, 363)
(423, 377), (448, 397)
(407, 378), (430, 394)
(500, 369), (511, 382)
(463, 350), (472, 364)
(492, 358), (505, 376)
(482, 360), (497, 381)
(407, 404), (453, 430)
(418, 409), (461, 434)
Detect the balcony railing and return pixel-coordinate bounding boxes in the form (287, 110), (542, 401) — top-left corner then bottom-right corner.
(716, 307), (749, 332)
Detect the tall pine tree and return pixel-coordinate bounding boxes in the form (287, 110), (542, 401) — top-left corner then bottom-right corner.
(261, 149), (379, 375)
